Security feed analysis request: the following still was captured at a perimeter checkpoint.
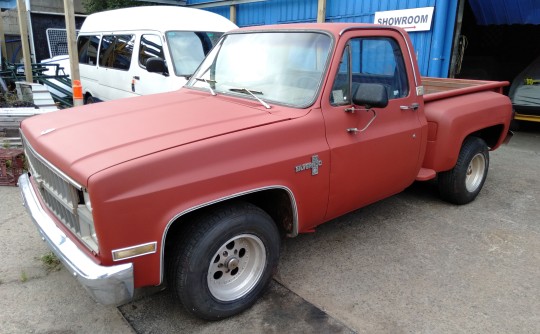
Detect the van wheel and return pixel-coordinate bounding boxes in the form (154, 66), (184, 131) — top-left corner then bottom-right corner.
(167, 202), (280, 320)
(85, 95), (96, 104)
(438, 137), (489, 205)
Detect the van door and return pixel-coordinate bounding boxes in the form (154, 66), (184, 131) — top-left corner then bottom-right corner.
(97, 34), (138, 101)
(134, 34), (184, 95)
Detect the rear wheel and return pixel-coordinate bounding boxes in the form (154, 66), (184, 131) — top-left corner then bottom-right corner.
(167, 202), (280, 320)
(438, 137), (489, 205)
(85, 95), (96, 104)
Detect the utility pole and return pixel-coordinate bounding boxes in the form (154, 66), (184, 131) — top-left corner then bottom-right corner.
(0, 13), (8, 67)
(16, 0), (32, 82)
(63, 0), (82, 106)
(317, 0), (326, 23)
(230, 5), (237, 24)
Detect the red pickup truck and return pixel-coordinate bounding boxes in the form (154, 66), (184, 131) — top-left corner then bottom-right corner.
(19, 23), (512, 320)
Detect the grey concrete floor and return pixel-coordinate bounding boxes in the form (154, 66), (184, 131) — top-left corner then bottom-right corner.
(1, 128), (539, 333)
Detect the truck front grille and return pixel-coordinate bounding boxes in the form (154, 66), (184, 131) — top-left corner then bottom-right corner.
(22, 134), (97, 252)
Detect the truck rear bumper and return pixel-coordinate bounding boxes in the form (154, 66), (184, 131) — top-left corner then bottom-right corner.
(18, 173), (134, 305)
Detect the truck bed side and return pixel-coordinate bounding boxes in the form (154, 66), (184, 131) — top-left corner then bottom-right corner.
(422, 77), (508, 101)
(420, 77), (512, 172)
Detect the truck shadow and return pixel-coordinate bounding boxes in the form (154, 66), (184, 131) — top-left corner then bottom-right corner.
(119, 281), (355, 334)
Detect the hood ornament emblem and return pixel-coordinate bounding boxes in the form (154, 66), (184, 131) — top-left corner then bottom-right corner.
(40, 128), (56, 135)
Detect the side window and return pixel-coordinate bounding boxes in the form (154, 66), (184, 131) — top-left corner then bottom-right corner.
(330, 37), (409, 106)
(77, 35), (100, 65)
(99, 34), (135, 70)
(139, 34), (164, 69)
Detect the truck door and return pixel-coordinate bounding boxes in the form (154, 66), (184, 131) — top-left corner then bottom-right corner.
(323, 30), (423, 219)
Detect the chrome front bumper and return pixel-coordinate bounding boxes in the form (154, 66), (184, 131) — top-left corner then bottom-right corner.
(18, 173), (134, 305)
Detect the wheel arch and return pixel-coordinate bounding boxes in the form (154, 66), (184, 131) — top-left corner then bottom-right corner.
(468, 124), (505, 150)
(160, 186), (298, 284)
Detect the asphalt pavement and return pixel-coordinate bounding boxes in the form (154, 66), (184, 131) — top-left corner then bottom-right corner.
(1, 126), (539, 333)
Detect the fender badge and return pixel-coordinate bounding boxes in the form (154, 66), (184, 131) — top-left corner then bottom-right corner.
(295, 155), (322, 176)
(40, 128), (56, 135)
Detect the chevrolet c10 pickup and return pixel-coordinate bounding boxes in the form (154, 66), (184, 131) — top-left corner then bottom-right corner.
(18, 23), (513, 320)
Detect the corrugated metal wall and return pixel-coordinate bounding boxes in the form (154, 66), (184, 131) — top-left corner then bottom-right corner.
(187, 0), (459, 77)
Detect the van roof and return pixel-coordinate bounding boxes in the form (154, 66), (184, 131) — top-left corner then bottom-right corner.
(80, 6), (238, 33)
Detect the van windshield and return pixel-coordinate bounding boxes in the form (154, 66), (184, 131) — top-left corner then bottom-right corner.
(165, 31), (223, 77)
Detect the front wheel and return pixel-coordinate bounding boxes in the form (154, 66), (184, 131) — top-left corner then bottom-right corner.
(438, 137), (489, 205)
(167, 202), (280, 320)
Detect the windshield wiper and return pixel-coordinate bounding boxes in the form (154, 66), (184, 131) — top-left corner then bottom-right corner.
(194, 77), (217, 96)
(229, 88), (271, 109)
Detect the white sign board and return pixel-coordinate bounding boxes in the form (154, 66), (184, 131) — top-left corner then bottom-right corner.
(374, 7), (434, 32)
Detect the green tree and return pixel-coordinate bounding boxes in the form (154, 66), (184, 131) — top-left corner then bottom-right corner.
(83, 0), (153, 14)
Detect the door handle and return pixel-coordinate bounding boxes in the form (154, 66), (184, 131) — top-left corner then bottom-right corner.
(133, 76), (140, 80)
(400, 103), (419, 111)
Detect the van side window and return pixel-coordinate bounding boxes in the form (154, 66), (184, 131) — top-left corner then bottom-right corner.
(330, 37), (409, 106)
(139, 34), (164, 68)
(77, 35), (100, 65)
(99, 34), (135, 70)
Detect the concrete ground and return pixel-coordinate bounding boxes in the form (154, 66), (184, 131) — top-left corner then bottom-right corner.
(1, 127), (539, 333)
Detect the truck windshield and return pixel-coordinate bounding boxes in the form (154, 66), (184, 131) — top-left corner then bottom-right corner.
(186, 31), (332, 107)
(165, 31), (223, 77)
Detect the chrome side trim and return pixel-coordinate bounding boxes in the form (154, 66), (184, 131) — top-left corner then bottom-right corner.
(18, 174), (134, 305)
(160, 185), (299, 283)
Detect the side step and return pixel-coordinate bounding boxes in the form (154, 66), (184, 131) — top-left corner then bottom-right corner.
(416, 168), (436, 181)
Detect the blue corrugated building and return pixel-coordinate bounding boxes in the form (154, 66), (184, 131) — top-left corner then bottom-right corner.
(186, 0), (540, 82)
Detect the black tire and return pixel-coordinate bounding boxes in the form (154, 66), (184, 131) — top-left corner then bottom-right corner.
(167, 202), (280, 320)
(85, 95), (96, 104)
(438, 137), (489, 205)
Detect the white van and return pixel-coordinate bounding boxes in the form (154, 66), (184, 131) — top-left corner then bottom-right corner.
(76, 6), (237, 103)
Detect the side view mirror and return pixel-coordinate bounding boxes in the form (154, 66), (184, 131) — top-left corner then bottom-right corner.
(146, 57), (168, 76)
(352, 83), (388, 109)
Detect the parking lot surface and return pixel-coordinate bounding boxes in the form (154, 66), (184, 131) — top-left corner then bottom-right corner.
(1, 128), (539, 333)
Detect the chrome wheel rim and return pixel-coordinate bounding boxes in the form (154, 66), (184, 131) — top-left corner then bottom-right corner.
(207, 234), (266, 301)
(465, 153), (486, 192)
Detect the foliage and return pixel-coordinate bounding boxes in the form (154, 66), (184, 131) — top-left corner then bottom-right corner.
(40, 252), (62, 272)
(83, 0), (155, 14)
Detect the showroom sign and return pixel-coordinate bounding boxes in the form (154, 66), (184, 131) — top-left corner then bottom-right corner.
(374, 7), (434, 32)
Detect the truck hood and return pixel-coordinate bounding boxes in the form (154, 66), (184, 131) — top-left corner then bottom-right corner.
(21, 90), (299, 185)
